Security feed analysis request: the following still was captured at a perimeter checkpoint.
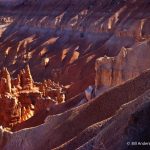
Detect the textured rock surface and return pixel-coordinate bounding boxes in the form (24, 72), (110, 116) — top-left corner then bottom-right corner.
(76, 91), (150, 150)
(0, 0), (149, 150)
(1, 69), (150, 150)
(0, 65), (65, 128)
(95, 41), (150, 95)
(0, 0), (149, 99)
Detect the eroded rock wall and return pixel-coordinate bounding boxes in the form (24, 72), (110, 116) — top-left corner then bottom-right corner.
(0, 0), (149, 99)
(1, 69), (150, 150)
(0, 65), (66, 128)
(95, 40), (150, 95)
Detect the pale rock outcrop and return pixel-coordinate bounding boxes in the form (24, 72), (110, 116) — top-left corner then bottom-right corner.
(95, 47), (127, 95)
(95, 41), (150, 95)
(85, 85), (95, 101)
(95, 56), (113, 90)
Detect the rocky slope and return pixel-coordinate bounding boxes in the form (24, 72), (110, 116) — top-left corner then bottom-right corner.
(0, 0), (149, 99)
(1, 69), (150, 150)
(55, 90), (150, 150)
(0, 0), (149, 150)
(74, 90), (150, 150)
(11, 67), (150, 132)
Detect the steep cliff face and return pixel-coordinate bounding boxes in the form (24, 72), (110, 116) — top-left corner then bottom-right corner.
(0, 0), (149, 98)
(95, 40), (150, 95)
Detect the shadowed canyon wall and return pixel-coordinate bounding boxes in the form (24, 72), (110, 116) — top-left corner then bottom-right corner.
(0, 0), (149, 99)
(0, 0), (149, 150)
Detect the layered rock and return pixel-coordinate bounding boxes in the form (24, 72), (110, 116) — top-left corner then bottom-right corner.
(95, 41), (150, 95)
(0, 67), (12, 94)
(0, 0), (149, 149)
(76, 90), (150, 150)
(1, 69), (150, 150)
(0, 65), (66, 128)
(20, 65), (33, 90)
(0, 0), (149, 99)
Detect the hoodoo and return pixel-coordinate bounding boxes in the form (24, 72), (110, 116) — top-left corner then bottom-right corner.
(0, 66), (66, 128)
(0, 0), (149, 149)
(20, 65), (33, 90)
(0, 67), (12, 94)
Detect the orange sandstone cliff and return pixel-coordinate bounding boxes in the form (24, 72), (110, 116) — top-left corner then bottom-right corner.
(0, 0), (149, 150)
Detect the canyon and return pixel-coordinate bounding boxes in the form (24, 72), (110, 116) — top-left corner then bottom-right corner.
(0, 0), (149, 150)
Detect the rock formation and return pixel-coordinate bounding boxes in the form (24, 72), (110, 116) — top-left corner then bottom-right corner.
(20, 65), (33, 90)
(0, 0), (149, 149)
(95, 41), (150, 95)
(0, 0), (149, 99)
(0, 67), (12, 94)
(0, 65), (66, 128)
(74, 90), (150, 150)
(1, 69), (150, 150)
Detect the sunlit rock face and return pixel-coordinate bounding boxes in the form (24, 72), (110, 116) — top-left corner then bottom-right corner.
(0, 65), (65, 128)
(20, 65), (33, 90)
(95, 40), (150, 95)
(95, 48), (127, 95)
(1, 70), (150, 150)
(0, 0), (149, 149)
(0, 0), (149, 99)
